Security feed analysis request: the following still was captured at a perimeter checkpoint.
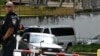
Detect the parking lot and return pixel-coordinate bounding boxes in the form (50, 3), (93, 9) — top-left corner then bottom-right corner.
(1, 0), (100, 56)
(13, 35), (97, 56)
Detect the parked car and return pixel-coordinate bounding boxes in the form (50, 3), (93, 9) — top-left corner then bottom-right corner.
(81, 35), (100, 45)
(23, 25), (76, 51)
(18, 32), (64, 56)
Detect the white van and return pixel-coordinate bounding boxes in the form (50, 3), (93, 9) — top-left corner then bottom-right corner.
(24, 25), (76, 51)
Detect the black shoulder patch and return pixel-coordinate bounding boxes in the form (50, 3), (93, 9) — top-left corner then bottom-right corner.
(11, 15), (18, 25)
(11, 15), (18, 19)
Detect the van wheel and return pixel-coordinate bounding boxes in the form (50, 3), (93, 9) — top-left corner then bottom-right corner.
(66, 44), (72, 52)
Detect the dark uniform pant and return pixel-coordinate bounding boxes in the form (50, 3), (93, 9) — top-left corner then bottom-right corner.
(2, 37), (16, 56)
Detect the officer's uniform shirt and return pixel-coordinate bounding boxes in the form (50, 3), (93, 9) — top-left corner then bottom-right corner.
(2, 12), (19, 40)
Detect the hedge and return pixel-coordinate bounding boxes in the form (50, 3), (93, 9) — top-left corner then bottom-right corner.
(68, 44), (100, 52)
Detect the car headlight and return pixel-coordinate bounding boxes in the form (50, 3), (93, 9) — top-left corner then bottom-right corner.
(61, 48), (64, 52)
(58, 48), (64, 52)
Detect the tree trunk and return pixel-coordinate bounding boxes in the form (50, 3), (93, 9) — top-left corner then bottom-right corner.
(59, 0), (64, 7)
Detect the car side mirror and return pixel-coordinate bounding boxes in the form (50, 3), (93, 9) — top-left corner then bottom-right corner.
(58, 42), (64, 45)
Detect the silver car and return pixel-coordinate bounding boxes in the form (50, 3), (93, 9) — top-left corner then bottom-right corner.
(18, 32), (63, 56)
(82, 35), (100, 45)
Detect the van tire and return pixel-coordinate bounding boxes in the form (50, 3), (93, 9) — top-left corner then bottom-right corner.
(66, 43), (72, 52)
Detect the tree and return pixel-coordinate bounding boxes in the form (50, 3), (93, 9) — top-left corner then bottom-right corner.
(59, 0), (64, 7)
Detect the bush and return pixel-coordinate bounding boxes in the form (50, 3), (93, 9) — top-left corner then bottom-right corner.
(0, 0), (6, 5)
(68, 44), (100, 52)
(0, 17), (3, 19)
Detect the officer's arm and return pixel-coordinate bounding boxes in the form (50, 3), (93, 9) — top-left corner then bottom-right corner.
(3, 15), (17, 41)
(3, 27), (14, 40)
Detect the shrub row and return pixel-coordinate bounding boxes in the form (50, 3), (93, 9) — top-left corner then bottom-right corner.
(68, 44), (100, 52)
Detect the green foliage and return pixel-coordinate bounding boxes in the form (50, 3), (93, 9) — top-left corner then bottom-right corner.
(68, 44), (100, 52)
(0, 0), (6, 5)
(0, 16), (4, 19)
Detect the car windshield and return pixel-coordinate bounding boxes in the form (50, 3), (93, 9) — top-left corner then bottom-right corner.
(30, 34), (56, 44)
(25, 27), (43, 33)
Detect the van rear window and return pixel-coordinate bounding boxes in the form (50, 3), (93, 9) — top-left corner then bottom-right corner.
(25, 28), (43, 33)
(51, 28), (74, 36)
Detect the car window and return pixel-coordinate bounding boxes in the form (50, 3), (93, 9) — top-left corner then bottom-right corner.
(51, 28), (74, 36)
(25, 28), (43, 33)
(22, 34), (30, 42)
(43, 28), (50, 33)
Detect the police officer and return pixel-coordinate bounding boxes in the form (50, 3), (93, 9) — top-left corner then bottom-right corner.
(2, 1), (19, 56)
